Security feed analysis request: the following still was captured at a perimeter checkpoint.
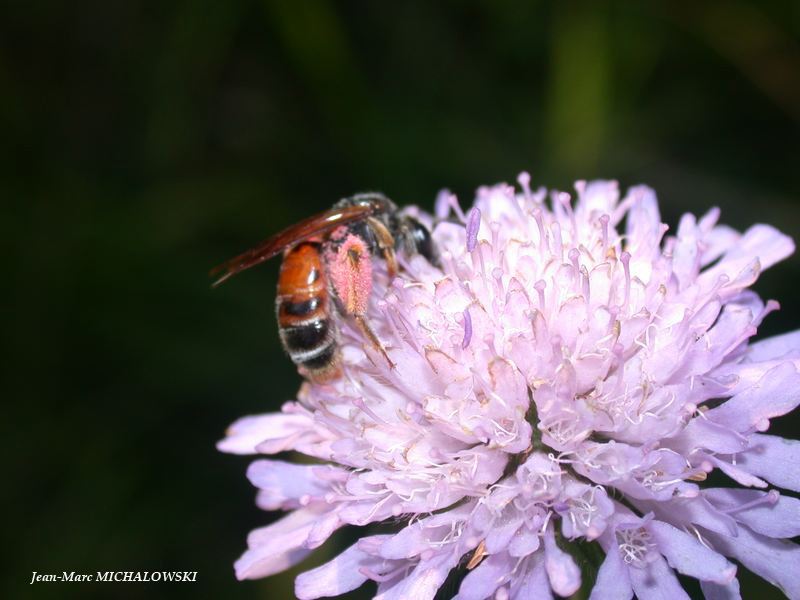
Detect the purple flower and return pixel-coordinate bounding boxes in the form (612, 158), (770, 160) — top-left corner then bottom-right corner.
(219, 175), (800, 599)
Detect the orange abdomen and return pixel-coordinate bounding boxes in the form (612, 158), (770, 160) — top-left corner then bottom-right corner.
(275, 242), (340, 381)
(276, 242), (327, 324)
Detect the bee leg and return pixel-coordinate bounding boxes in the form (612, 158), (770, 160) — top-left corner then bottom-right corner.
(366, 216), (398, 279)
(354, 315), (395, 370)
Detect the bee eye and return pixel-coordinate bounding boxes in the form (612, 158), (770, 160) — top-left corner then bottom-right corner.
(407, 218), (438, 265)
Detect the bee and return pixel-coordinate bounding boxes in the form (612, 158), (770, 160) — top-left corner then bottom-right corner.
(211, 193), (439, 383)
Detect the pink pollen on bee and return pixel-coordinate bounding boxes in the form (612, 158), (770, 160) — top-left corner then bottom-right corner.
(328, 234), (373, 316)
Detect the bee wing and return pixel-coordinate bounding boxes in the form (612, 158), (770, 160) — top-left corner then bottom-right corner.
(210, 204), (375, 286)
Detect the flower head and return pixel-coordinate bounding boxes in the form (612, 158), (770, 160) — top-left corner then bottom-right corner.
(220, 175), (800, 599)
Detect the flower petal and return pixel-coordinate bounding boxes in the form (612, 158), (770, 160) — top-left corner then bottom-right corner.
(704, 524), (800, 599)
(639, 496), (738, 538)
(456, 553), (511, 600)
(707, 358), (800, 397)
(485, 519), (523, 554)
(508, 525), (541, 558)
(377, 506), (474, 560)
(235, 545), (311, 581)
(703, 363), (800, 433)
(576, 179), (620, 216)
(629, 554), (690, 600)
(704, 488), (800, 538)
(649, 520), (736, 585)
(746, 329), (800, 361)
(295, 535), (392, 600)
(247, 460), (338, 509)
(511, 553), (552, 600)
(234, 508), (323, 579)
(589, 544), (632, 600)
(699, 578), (742, 600)
(671, 417), (748, 455)
(217, 412), (312, 455)
(543, 525), (581, 597)
(699, 224), (794, 290)
(734, 433), (800, 492)
(374, 553), (457, 600)
(306, 510), (344, 549)
(625, 186), (662, 261)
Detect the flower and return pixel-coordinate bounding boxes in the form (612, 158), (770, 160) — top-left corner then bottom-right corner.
(219, 174), (800, 599)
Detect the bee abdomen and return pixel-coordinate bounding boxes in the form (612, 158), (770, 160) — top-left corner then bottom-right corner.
(299, 341), (338, 373)
(279, 319), (332, 353)
(279, 316), (340, 380)
(276, 293), (341, 378)
(275, 241), (341, 382)
(281, 296), (321, 317)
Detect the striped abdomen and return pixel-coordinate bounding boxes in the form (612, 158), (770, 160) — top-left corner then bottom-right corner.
(276, 242), (340, 382)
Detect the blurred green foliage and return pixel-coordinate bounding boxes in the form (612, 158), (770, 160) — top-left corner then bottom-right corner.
(3, 1), (799, 598)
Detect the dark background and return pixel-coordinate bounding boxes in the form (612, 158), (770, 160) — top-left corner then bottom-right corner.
(3, 1), (800, 598)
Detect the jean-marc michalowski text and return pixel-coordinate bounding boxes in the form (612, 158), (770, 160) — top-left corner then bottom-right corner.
(30, 571), (198, 584)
